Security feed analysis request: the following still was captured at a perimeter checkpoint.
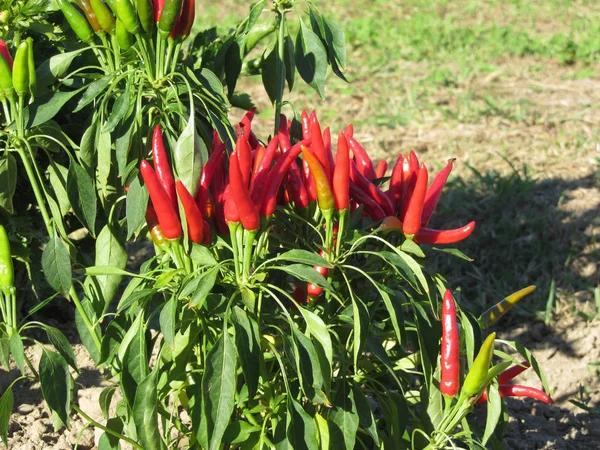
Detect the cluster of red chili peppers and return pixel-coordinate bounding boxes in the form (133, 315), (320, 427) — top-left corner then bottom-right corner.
(440, 289), (552, 404)
(140, 110), (479, 295)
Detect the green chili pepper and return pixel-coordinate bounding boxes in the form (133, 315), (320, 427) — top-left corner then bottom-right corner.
(0, 225), (14, 290)
(26, 38), (36, 98)
(12, 41), (29, 97)
(90, 0), (116, 33)
(461, 332), (496, 399)
(0, 55), (13, 98)
(59, 0), (95, 43)
(114, 0), (140, 34)
(136, 0), (154, 35)
(115, 18), (134, 50)
(157, 0), (183, 37)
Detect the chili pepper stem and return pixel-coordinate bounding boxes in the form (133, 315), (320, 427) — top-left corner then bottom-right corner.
(0, 291), (7, 329)
(323, 209), (334, 254)
(242, 229), (257, 282)
(164, 38), (175, 77)
(335, 209), (347, 259)
(228, 223), (241, 283)
(272, 10), (285, 137)
(1, 99), (10, 122)
(170, 41), (182, 73)
(97, 33), (115, 72)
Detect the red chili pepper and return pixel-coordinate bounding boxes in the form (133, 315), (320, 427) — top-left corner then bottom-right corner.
(478, 385), (551, 405)
(292, 285), (307, 305)
(399, 151), (419, 220)
(202, 220), (211, 245)
(252, 145), (265, 179)
(498, 361), (531, 385)
(0, 40), (13, 70)
(302, 158), (317, 203)
(198, 143), (225, 192)
(301, 110), (310, 140)
(441, 289), (460, 398)
(402, 163), (428, 236)
(301, 145), (334, 212)
(421, 159), (454, 226)
(285, 163), (309, 209)
(170, 0), (194, 38)
(499, 385), (551, 403)
(236, 135), (252, 188)
(154, 0), (165, 22)
(140, 160), (182, 239)
(260, 142), (304, 217)
(349, 183), (386, 221)
(250, 135), (280, 207)
(345, 123), (354, 139)
(347, 135), (376, 180)
(229, 152), (260, 230)
(237, 108), (256, 141)
(152, 125), (177, 210)
(375, 160), (387, 178)
(350, 160), (395, 217)
(413, 221), (476, 245)
(278, 114), (291, 150)
(176, 180), (204, 244)
(333, 132), (350, 211)
(223, 184), (240, 224)
(307, 251), (328, 298)
(309, 120), (331, 180)
(386, 155), (404, 210)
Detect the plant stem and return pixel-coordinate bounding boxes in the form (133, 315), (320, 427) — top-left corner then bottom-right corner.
(73, 404), (144, 450)
(242, 229), (257, 281)
(273, 11), (286, 136)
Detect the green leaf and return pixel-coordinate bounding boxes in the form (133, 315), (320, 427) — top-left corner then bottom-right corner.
(0, 334), (8, 369)
(126, 176), (149, 240)
(39, 348), (72, 427)
(67, 158), (97, 235)
(98, 417), (123, 450)
(9, 333), (24, 374)
(103, 82), (131, 133)
(352, 384), (379, 446)
(295, 19), (328, 99)
(0, 152), (17, 214)
(380, 250), (428, 293)
(432, 247), (474, 261)
(133, 368), (164, 450)
(378, 392), (408, 448)
(115, 113), (137, 177)
(174, 113), (205, 197)
(47, 162), (70, 217)
(94, 225), (127, 309)
(75, 297), (101, 363)
(36, 49), (85, 91)
(287, 397), (318, 450)
(350, 295), (369, 368)
(190, 267), (218, 307)
(314, 413), (329, 450)
(0, 385), (13, 446)
(223, 420), (260, 445)
(41, 232), (72, 296)
(283, 35), (295, 91)
(297, 308), (333, 369)
(79, 115), (97, 171)
(201, 331), (237, 450)
(328, 381), (359, 450)
(190, 244), (217, 266)
(43, 325), (77, 371)
(483, 383), (502, 444)
(273, 264), (333, 291)
(274, 250), (333, 268)
(159, 296), (177, 349)
(231, 307), (260, 399)
(96, 129), (112, 199)
(322, 16), (347, 68)
(28, 89), (82, 127)
(261, 43), (283, 105)
(127, 323), (149, 385)
(74, 74), (113, 112)
(293, 329), (327, 404)
(99, 386), (116, 420)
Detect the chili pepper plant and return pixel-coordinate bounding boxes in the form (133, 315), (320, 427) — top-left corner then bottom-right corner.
(0, 1), (552, 449)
